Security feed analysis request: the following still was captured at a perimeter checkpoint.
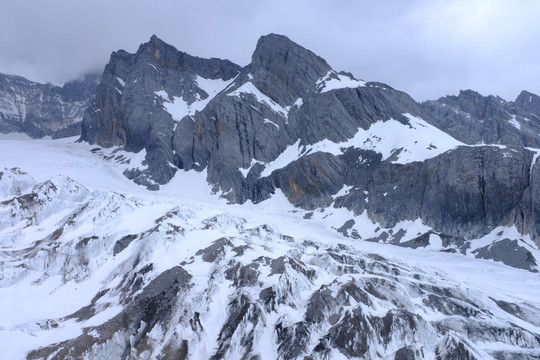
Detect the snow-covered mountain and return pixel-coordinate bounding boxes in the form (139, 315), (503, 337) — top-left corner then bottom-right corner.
(1, 34), (540, 359)
(78, 34), (540, 270)
(0, 73), (100, 138)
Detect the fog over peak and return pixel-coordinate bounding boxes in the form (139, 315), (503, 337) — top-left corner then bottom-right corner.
(1, 0), (539, 101)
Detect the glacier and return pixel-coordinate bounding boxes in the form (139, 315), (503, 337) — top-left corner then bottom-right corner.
(0, 136), (539, 359)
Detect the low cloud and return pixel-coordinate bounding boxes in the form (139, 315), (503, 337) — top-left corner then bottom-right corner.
(1, 0), (538, 101)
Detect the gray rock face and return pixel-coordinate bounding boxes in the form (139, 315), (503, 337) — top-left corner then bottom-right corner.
(250, 33), (332, 107)
(334, 144), (539, 268)
(421, 146), (532, 237)
(80, 35), (241, 185)
(326, 144), (534, 238)
(0, 73), (99, 138)
(422, 89), (540, 147)
(271, 152), (345, 209)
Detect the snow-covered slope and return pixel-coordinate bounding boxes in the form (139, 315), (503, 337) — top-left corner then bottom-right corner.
(1, 136), (539, 359)
(252, 113), (464, 178)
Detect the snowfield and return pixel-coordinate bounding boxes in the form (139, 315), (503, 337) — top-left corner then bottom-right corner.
(1, 135), (540, 359)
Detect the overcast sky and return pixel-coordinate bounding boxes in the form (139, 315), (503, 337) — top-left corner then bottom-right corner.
(0, 0), (539, 101)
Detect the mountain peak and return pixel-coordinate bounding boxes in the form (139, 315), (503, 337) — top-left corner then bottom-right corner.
(149, 34), (162, 43)
(131, 35), (241, 80)
(457, 89), (483, 98)
(146, 34), (175, 53)
(515, 90), (540, 115)
(249, 33), (332, 106)
(516, 89), (539, 103)
(254, 33), (301, 50)
(252, 33), (331, 72)
(136, 34), (182, 62)
(436, 89), (506, 120)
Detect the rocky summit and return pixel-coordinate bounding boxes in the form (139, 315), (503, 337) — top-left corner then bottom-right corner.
(1, 34), (540, 359)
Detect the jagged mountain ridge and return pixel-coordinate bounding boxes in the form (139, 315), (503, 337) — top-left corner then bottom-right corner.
(0, 72), (100, 138)
(422, 89), (540, 148)
(79, 34), (540, 270)
(80, 35), (242, 186)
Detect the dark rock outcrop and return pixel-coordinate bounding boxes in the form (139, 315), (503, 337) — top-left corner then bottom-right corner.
(0, 73), (100, 138)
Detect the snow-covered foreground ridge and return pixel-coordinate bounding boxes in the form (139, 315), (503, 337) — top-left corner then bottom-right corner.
(1, 137), (540, 359)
